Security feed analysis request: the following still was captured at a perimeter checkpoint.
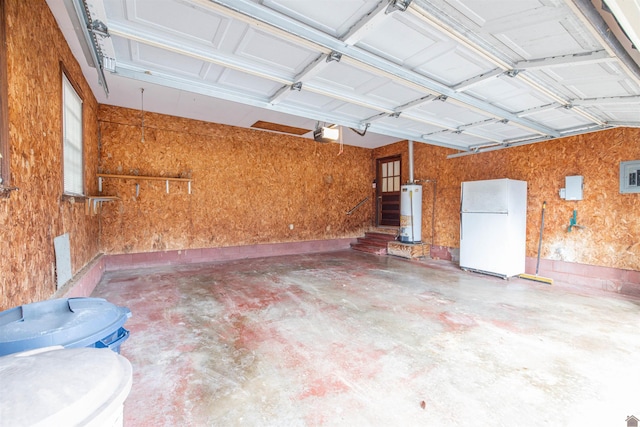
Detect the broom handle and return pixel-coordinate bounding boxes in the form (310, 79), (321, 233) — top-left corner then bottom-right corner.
(535, 201), (546, 275)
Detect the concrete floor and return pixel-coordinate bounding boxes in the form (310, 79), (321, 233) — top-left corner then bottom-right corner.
(93, 250), (640, 426)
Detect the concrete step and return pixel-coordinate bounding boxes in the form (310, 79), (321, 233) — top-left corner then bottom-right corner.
(350, 243), (388, 255)
(351, 231), (398, 255)
(363, 232), (397, 243)
(356, 237), (387, 248)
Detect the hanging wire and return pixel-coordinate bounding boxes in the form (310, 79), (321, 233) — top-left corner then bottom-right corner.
(140, 88), (145, 142)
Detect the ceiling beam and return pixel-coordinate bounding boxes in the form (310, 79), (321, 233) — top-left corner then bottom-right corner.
(515, 50), (612, 70)
(572, 96), (640, 106)
(516, 103), (561, 117)
(269, 54), (327, 105)
(607, 121), (640, 128)
(453, 69), (503, 92)
(448, 123), (616, 158)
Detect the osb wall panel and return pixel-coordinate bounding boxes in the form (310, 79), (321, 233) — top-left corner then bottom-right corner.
(97, 105), (373, 254)
(374, 128), (640, 271)
(0, 0), (100, 310)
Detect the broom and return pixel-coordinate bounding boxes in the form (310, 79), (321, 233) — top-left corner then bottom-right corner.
(519, 201), (554, 285)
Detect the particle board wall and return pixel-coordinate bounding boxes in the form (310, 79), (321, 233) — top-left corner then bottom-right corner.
(0, 0), (100, 310)
(97, 105), (373, 254)
(374, 128), (640, 272)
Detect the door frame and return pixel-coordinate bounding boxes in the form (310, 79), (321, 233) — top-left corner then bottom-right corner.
(375, 155), (402, 227)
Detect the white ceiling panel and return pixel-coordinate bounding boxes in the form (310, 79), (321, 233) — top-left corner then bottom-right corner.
(234, 28), (319, 75)
(365, 81), (425, 107)
(471, 120), (535, 141)
(538, 62), (638, 99)
(311, 61), (387, 94)
(355, 13), (440, 65)
(525, 106), (594, 131)
(578, 101), (640, 125)
(261, 0), (381, 38)
(47, 0), (640, 153)
(444, 0), (546, 27)
(413, 46), (495, 86)
(279, 90), (352, 114)
(133, 42), (206, 77)
(332, 102), (389, 122)
(125, 0), (225, 44)
(216, 68), (284, 97)
(377, 115), (445, 135)
(426, 130), (489, 148)
(465, 76), (554, 112)
(493, 17), (588, 60)
(411, 100), (492, 129)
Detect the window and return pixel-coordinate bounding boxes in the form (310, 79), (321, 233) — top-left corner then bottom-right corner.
(0, 0), (9, 189)
(62, 73), (84, 196)
(381, 159), (401, 193)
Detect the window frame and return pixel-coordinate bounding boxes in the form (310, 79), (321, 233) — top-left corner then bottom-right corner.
(61, 67), (85, 197)
(0, 0), (10, 193)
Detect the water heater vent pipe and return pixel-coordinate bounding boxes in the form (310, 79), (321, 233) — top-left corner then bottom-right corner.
(408, 140), (414, 183)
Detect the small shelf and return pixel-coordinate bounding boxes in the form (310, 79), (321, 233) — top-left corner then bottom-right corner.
(97, 173), (192, 195)
(85, 196), (120, 215)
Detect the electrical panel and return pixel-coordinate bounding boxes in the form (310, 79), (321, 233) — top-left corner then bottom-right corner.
(559, 175), (583, 200)
(620, 160), (640, 194)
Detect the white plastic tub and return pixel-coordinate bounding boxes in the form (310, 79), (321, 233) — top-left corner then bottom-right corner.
(0, 346), (133, 426)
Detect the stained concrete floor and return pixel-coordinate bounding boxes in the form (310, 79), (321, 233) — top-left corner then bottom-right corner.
(93, 250), (640, 426)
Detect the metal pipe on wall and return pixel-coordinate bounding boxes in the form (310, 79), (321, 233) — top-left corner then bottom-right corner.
(408, 140), (414, 183)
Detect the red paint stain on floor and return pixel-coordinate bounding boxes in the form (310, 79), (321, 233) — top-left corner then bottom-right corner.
(298, 376), (351, 399)
(490, 319), (521, 332)
(438, 311), (478, 331)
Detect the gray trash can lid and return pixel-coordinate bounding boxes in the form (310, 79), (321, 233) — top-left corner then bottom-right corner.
(0, 298), (131, 356)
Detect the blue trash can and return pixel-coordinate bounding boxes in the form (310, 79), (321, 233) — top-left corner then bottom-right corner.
(0, 297), (131, 357)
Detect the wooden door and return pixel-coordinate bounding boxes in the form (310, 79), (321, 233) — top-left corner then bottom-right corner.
(376, 156), (401, 227)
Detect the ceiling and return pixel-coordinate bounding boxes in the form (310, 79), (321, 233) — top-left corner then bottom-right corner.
(47, 0), (640, 153)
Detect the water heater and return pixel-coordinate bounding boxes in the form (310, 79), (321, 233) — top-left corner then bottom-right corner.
(399, 184), (422, 243)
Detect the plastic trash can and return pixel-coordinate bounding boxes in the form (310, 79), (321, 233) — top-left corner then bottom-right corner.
(0, 297), (131, 357)
(0, 346), (133, 426)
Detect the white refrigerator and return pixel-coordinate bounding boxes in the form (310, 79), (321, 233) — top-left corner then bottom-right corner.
(460, 179), (527, 278)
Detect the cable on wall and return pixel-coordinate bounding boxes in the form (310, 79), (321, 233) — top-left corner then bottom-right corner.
(140, 88), (145, 143)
